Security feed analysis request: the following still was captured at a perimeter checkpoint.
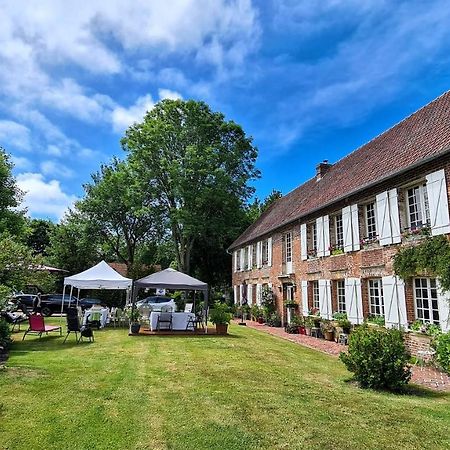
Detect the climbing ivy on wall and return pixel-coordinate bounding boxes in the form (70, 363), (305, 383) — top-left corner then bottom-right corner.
(393, 235), (450, 292)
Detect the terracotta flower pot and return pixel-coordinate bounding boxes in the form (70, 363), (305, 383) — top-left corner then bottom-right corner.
(298, 326), (306, 335)
(257, 317), (264, 324)
(305, 327), (311, 336)
(324, 331), (334, 341)
(216, 324), (228, 335)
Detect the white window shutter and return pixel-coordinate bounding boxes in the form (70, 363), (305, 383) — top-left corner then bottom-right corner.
(323, 215), (330, 256)
(376, 191), (392, 246)
(426, 169), (450, 235)
(389, 189), (401, 244)
(240, 284), (244, 305)
(437, 280), (450, 332)
(319, 279), (332, 319)
(256, 284), (262, 306)
(351, 204), (360, 251)
(234, 285), (238, 304)
(301, 280), (309, 315)
(382, 276), (407, 328)
(239, 249), (243, 272)
(268, 237), (273, 267)
(300, 224), (307, 260)
(342, 206), (353, 252)
(233, 251), (237, 273)
(345, 278), (363, 324)
(316, 217), (324, 257)
(247, 284), (253, 306)
(256, 242), (262, 268)
(248, 245), (253, 269)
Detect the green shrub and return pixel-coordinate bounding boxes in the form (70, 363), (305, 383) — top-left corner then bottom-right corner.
(0, 318), (12, 351)
(266, 312), (281, 327)
(209, 302), (232, 325)
(339, 325), (411, 391)
(432, 332), (450, 374)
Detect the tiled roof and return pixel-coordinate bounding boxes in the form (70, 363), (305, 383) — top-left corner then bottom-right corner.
(230, 90), (450, 249)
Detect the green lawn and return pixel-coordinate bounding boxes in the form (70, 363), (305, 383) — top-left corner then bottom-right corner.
(0, 323), (449, 450)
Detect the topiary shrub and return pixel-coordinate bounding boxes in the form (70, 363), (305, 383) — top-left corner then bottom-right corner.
(339, 325), (411, 391)
(0, 318), (12, 351)
(432, 332), (450, 374)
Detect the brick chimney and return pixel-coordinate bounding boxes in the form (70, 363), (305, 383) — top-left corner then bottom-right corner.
(316, 160), (333, 181)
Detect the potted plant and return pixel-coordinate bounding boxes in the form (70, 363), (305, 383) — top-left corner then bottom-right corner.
(291, 314), (305, 334)
(127, 307), (141, 334)
(210, 302), (232, 335)
(332, 312), (352, 340)
(320, 319), (334, 341)
(304, 316), (316, 336)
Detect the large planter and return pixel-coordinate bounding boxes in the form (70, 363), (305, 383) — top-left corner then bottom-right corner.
(130, 323), (140, 334)
(305, 326), (312, 336)
(215, 324), (229, 335)
(323, 331), (334, 341)
(257, 317), (264, 324)
(298, 326), (306, 335)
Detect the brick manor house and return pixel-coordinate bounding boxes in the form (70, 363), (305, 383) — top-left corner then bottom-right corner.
(229, 91), (450, 333)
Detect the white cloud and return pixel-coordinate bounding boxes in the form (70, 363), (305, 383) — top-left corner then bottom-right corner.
(40, 160), (74, 178)
(11, 155), (33, 171)
(158, 89), (182, 101)
(16, 172), (78, 220)
(111, 94), (155, 133)
(111, 89), (183, 133)
(0, 120), (32, 151)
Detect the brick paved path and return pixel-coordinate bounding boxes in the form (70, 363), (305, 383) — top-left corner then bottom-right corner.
(241, 320), (450, 392)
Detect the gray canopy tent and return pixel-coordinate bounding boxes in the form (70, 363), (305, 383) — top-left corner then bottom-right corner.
(132, 268), (209, 333)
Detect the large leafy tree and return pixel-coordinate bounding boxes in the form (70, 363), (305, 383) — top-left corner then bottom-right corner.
(0, 148), (25, 236)
(122, 99), (259, 274)
(47, 210), (104, 275)
(26, 218), (55, 255)
(76, 159), (162, 269)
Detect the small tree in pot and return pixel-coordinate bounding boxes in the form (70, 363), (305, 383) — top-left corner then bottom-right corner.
(127, 307), (141, 334)
(210, 302), (232, 335)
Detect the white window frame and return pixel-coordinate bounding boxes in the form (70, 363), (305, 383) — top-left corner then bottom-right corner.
(365, 202), (377, 239)
(407, 183), (430, 230)
(336, 280), (346, 313)
(368, 279), (384, 317)
(312, 280), (319, 310)
(261, 239), (269, 267)
(414, 277), (440, 325)
(335, 214), (344, 249)
(251, 244), (257, 269)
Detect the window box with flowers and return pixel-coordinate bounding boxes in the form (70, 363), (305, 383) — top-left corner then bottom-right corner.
(360, 236), (378, 249)
(401, 224), (431, 242)
(329, 245), (344, 256)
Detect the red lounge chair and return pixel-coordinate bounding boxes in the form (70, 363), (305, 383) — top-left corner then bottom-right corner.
(22, 314), (62, 340)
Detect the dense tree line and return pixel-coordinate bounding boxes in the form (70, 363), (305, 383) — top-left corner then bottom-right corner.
(0, 100), (283, 296)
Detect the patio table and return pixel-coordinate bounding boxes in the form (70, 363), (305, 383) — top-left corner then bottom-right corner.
(150, 311), (195, 331)
(83, 308), (109, 328)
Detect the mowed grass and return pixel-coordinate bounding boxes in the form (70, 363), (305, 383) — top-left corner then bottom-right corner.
(0, 323), (449, 450)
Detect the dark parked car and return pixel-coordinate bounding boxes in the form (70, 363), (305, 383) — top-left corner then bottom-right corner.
(12, 294), (105, 316)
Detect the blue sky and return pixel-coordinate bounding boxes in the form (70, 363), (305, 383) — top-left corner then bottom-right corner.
(1, 0), (450, 221)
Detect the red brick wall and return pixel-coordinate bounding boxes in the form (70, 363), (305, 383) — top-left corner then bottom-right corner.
(232, 156), (450, 324)
(404, 333), (433, 360)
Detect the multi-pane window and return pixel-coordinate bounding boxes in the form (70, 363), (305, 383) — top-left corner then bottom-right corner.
(261, 239), (269, 266)
(365, 202), (377, 239)
(244, 246), (249, 271)
(283, 232), (292, 263)
(308, 222), (317, 257)
(236, 251), (241, 271)
(337, 280), (346, 313)
(407, 184), (430, 229)
(251, 244), (257, 269)
(335, 214), (344, 249)
(312, 280), (319, 310)
(368, 279), (384, 316)
(414, 278), (440, 325)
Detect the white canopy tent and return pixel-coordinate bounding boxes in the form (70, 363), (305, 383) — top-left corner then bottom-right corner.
(61, 260), (133, 313)
(133, 268), (209, 332)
